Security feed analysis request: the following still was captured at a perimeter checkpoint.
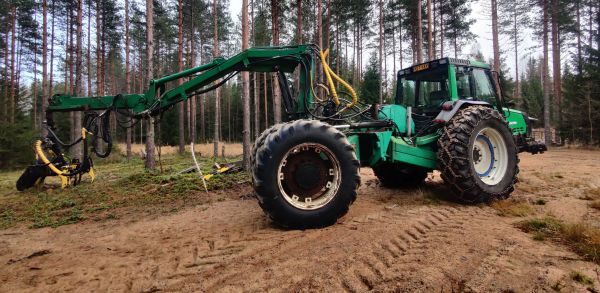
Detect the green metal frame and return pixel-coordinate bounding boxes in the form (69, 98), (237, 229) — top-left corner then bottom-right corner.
(47, 45), (317, 117)
(45, 47), (532, 172)
(351, 58), (532, 170)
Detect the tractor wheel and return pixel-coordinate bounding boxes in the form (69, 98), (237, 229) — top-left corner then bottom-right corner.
(437, 105), (519, 203)
(251, 123), (283, 175)
(253, 120), (360, 229)
(373, 163), (428, 187)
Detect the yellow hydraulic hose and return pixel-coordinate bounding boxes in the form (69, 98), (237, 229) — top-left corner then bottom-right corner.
(34, 140), (69, 188)
(318, 49), (359, 108)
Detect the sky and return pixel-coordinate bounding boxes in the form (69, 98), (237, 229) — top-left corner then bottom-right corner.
(226, 0), (541, 80)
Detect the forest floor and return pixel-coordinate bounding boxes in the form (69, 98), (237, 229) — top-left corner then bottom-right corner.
(0, 148), (599, 292)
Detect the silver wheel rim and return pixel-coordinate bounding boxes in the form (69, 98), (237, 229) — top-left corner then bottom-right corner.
(277, 143), (342, 210)
(472, 127), (508, 185)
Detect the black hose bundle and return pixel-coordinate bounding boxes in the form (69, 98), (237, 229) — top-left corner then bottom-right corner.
(84, 110), (113, 158)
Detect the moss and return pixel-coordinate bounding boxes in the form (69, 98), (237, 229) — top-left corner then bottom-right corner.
(570, 271), (594, 285)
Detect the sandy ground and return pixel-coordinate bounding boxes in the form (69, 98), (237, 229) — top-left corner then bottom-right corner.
(1, 149), (599, 292)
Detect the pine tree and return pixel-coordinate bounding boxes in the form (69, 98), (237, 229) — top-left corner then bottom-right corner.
(242, 0), (251, 169)
(213, 0), (220, 157)
(145, 0), (156, 169)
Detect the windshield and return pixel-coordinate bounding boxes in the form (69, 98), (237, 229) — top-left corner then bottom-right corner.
(397, 66), (449, 112)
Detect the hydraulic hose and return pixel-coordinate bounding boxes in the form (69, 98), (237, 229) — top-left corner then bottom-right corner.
(318, 49), (359, 109)
(34, 140), (64, 176)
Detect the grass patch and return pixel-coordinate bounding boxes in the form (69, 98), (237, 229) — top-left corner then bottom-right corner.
(491, 199), (534, 217)
(517, 217), (600, 264)
(570, 271), (594, 285)
(534, 198), (547, 205)
(0, 154), (249, 229)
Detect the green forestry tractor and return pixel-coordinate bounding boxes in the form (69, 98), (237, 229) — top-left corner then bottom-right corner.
(17, 44), (546, 229)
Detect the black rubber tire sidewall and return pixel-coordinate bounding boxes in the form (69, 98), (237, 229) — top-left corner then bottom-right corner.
(253, 120), (360, 229)
(438, 106), (519, 203)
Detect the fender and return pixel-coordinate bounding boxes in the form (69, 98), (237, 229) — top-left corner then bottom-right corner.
(433, 100), (492, 123)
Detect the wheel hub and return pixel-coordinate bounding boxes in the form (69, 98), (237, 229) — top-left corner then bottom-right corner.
(472, 128), (509, 185)
(473, 147), (482, 164)
(277, 143), (341, 210)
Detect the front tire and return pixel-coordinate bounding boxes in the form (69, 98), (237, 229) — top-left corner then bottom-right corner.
(253, 120), (360, 229)
(437, 106), (519, 203)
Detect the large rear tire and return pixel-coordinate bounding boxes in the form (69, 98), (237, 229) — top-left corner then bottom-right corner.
(253, 120), (360, 229)
(437, 106), (519, 203)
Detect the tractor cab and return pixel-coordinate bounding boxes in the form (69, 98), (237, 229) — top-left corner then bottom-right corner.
(391, 57), (546, 154)
(396, 58), (502, 116)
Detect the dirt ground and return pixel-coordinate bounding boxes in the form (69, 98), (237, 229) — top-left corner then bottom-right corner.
(1, 148), (599, 292)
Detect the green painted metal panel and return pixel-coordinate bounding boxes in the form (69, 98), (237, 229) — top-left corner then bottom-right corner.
(390, 137), (437, 169)
(378, 104), (413, 134)
(448, 65), (458, 101)
(370, 131), (393, 166)
(415, 133), (439, 146)
(503, 108), (528, 135)
(469, 60), (491, 69)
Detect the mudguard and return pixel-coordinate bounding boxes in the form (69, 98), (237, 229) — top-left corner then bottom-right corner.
(434, 100), (492, 122)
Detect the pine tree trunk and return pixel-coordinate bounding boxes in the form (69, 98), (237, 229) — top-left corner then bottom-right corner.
(433, 0), (437, 58)
(9, 7), (16, 124)
(416, 0), (423, 64)
(254, 73), (259, 138)
(33, 7), (38, 128)
(86, 0), (91, 96)
(392, 23), (396, 86)
(513, 7), (520, 99)
(263, 73), (268, 127)
(296, 0), (302, 43)
(325, 0), (331, 51)
(213, 0), (221, 157)
(271, 0), (281, 124)
(550, 0), (562, 130)
(200, 37), (206, 143)
(96, 0), (102, 96)
(145, 0), (156, 170)
(242, 0), (251, 169)
(252, 0), (259, 138)
(491, 0), (500, 72)
(49, 0), (55, 96)
(190, 18), (197, 143)
(73, 0), (83, 160)
(2, 10), (9, 122)
(41, 0), (48, 135)
(427, 0), (433, 60)
(542, 0), (551, 146)
(379, 0), (383, 104)
(124, 0), (132, 160)
(2, 6), (9, 122)
(177, 0), (185, 154)
(440, 7), (444, 58)
(576, 1), (582, 74)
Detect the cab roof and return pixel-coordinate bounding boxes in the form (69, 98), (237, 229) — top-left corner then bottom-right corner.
(397, 57), (491, 77)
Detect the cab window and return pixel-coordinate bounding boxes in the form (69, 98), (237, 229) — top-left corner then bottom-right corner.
(471, 68), (496, 105)
(398, 65), (449, 112)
